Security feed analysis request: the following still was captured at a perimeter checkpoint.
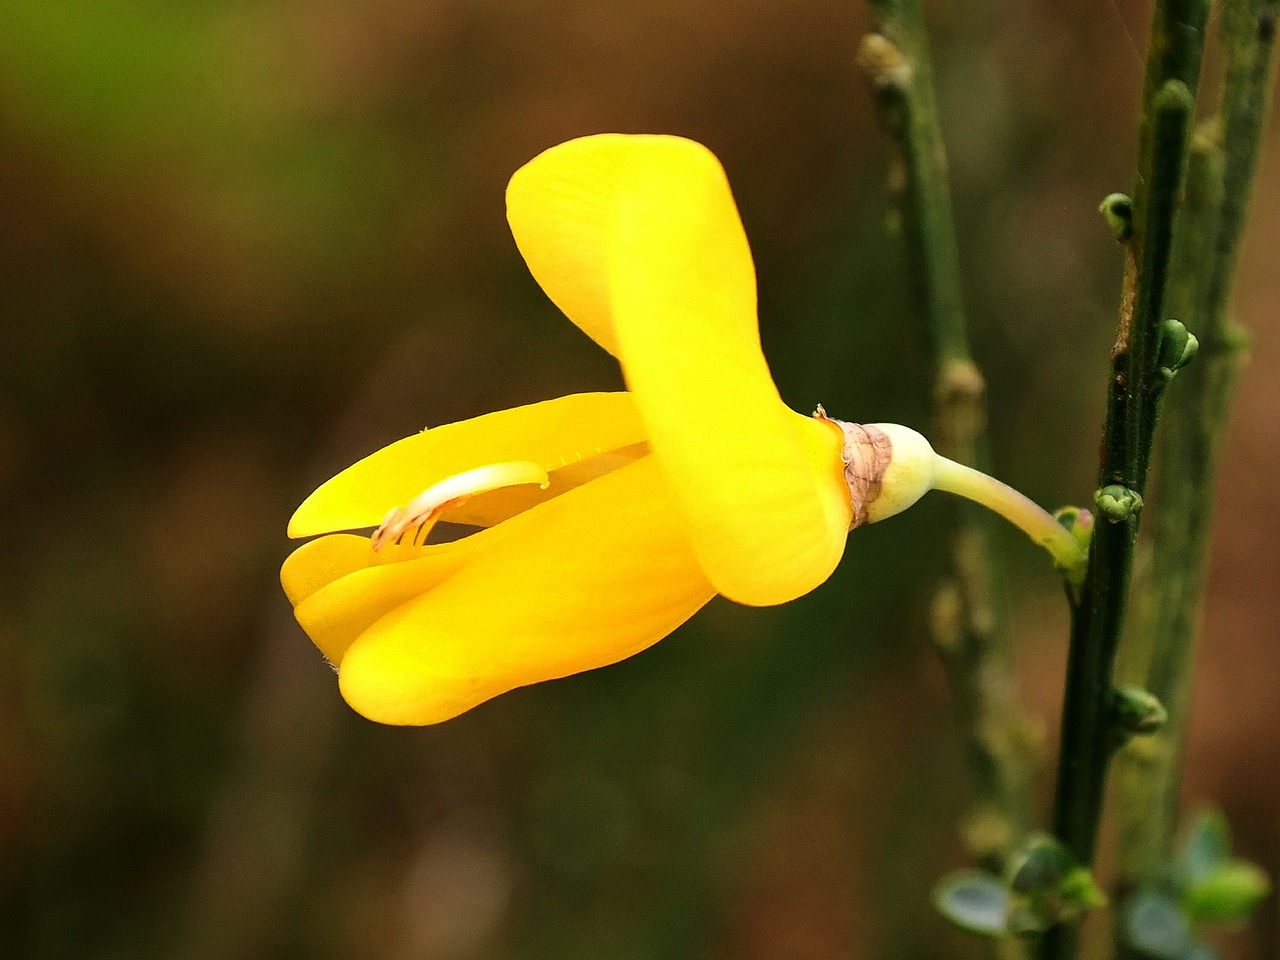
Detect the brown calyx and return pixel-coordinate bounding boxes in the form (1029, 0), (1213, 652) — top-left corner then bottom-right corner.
(813, 406), (893, 529)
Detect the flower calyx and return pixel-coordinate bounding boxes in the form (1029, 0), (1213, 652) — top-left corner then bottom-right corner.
(814, 407), (936, 529)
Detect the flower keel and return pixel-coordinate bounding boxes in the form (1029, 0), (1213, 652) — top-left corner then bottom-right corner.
(338, 456), (716, 725)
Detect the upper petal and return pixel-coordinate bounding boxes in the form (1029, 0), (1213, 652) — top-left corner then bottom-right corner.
(337, 455), (716, 725)
(288, 392), (645, 538)
(507, 134), (645, 356)
(603, 137), (852, 605)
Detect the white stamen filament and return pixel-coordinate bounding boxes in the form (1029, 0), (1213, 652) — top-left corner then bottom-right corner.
(371, 460), (550, 551)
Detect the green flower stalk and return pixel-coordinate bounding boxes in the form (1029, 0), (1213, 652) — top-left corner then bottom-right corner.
(820, 414), (1088, 579)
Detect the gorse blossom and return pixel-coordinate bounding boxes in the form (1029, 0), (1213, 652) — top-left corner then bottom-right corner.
(281, 134), (1084, 726)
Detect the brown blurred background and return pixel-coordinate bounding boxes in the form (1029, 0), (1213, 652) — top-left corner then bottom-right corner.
(0, 0), (1276, 957)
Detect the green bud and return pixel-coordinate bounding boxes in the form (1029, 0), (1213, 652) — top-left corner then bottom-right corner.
(1183, 859), (1271, 926)
(1158, 318), (1199, 380)
(1054, 506), (1094, 552)
(1154, 79), (1194, 117)
(1099, 193), (1134, 241)
(1096, 485), (1143, 521)
(1113, 686), (1168, 735)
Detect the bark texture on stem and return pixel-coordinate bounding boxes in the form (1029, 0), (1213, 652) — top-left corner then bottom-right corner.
(1043, 1), (1211, 957)
(1114, 0), (1277, 937)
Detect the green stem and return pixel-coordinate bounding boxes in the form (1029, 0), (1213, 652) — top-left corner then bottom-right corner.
(859, 0), (967, 363)
(860, 0), (1033, 896)
(1114, 0), (1277, 932)
(1042, 1), (1210, 957)
(931, 457), (1086, 578)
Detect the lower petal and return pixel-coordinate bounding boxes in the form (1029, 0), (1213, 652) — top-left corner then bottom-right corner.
(337, 455), (716, 725)
(290, 518), (525, 664)
(281, 533), (374, 608)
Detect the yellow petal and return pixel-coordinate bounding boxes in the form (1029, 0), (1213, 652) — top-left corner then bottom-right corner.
(507, 134), (641, 356)
(796, 412), (858, 541)
(447, 440), (647, 527)
(288, 392), (645, 538)
(337, 455), (715, 725)
(603, 137), (852, 604)
(281, 533), (374, 608)
(290, 518), (525, 665)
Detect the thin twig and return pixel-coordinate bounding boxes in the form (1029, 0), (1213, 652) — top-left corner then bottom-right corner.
(1114, 0), (1277, 925)
(1041, 0), (1211, 957)
(859, 0), (1033, 883)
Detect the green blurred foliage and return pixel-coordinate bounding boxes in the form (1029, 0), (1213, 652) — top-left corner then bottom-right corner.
(0, 1), (1276, 959)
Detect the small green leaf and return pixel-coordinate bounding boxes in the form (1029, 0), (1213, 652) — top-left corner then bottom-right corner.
(934, 870), (1009, 936)
(1062, 866), (1108, 909)
(1125, 890), (1191, 959)
(1179, 809), (1231, 887)
(1181, 941), (1222, 960)
(1006, 835), (1106, 934)
(1009, 835), (1071, 894)
(1183, 859), (1271, 926)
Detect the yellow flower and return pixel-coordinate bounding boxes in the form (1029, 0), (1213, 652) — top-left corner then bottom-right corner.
(280, 134), (1086, 726)
(281, 134), (863, 725)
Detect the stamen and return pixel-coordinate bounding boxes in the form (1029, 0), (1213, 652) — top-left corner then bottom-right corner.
(371, 460), (550, 551)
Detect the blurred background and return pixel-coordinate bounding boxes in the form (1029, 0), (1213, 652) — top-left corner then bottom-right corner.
(1, 0), (1276, 957)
